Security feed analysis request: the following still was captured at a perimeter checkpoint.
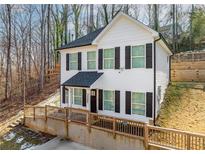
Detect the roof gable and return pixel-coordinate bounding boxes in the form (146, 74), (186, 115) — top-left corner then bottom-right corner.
(92, 12), (159, 44)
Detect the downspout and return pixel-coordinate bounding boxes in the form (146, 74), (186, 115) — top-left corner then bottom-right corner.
(153, 35), (161, 126)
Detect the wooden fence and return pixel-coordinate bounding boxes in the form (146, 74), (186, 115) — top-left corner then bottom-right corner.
(24, 105), (205, 150)
(171, 51), (205, 82)
(171, 61), (205, 82)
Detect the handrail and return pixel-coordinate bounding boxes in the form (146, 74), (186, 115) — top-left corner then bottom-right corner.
(24, 105), (205, 150)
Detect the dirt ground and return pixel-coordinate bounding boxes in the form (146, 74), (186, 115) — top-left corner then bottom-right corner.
(0, 124), (54, 150)
(157, 82), (205, 134)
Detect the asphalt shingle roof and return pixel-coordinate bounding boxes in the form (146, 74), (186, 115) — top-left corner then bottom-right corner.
(57, 27), (105, 50)
(62, 71), (103, 88)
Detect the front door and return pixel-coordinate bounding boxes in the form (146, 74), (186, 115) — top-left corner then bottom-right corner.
(90, 89), (97, 113)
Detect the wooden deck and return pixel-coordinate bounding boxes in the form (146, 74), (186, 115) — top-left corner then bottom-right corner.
(24, 105), (205, 150)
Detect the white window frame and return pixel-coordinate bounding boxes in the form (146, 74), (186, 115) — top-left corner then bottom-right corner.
(103, 48), (115, 69)
(69, 53), (78, 70)
(87, 51), (96, 70)
(131, 92), (146, 116)
(73, 88), (83, 106)
(131, 45), (146, 69)
(103, 90), (115, 111)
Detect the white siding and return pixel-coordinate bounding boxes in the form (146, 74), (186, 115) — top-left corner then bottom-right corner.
(155, 42), (170, 115)
(60, 15), (170, 123)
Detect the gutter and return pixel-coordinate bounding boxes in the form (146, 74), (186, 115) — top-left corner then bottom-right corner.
(153, 35), (161, 126)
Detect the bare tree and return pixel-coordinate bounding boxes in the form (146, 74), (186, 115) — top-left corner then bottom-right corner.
(4, 4), (12, 99)
(71, 4), (82, 39)
(88, 4), (94, 33)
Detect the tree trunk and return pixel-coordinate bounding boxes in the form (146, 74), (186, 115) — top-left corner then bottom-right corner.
(47, 4), (50, 70)
(88, 4), (94, 33)
(172, 4), (176, 53)
(153, 4), (159, 31)
(5, 4), (12, 100)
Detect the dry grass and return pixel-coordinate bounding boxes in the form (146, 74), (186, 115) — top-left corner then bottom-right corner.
(157, 82), (205, 134)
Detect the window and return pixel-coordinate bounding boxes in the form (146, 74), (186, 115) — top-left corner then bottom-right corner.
(132, 92), (145, 116)
(87, 51), (96, 69)
(73, 89), (82, 105)
(104, 48), (115, 69)
(132, 45), (145, 68)
(103, 90), (115, 111)
(65, 88), (69, 104)
(69, 53), (78, 70)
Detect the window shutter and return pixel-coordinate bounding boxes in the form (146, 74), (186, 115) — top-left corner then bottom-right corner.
(98, 49), (103, 70)
(125, 91), (131, 114)
(66, 54), (69, 71)
(146, 92), (153, 118)
(115, 47), (120, 69)
(125, 46), (131, 69)
(115, 90), (120, 113)
(78, 52), (82, 70)
(146, 43), (152, 68)
(98, 89), (103, 110)
(82, 89), (86, 107)
(62, 86), (65, 104)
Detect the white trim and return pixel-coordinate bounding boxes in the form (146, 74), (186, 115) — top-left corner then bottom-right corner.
(87, 51), (97, 70)
(103, 90), (115, 112)
(131, 92), (146, 117)
(103, 48), (115, 69)
(69, 53), (78, 70)
(131, 45), (146, 69)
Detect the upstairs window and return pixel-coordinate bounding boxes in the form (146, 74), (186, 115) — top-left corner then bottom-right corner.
(103, 90), (115, 111)
(69, 53), (78, 70)
(104, 48), (115, 69)
(87, 51), (96, 70)
(132, 92), (145, 116)
(131, 45), (145, 68)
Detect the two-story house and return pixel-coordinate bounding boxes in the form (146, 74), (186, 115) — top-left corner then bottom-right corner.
(57, 12), (172, 123)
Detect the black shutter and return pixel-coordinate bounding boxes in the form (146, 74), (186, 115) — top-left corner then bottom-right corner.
(78, 52), (82, 70)
(82, 89), (86, 107)
(146, 43), (152, 68)
(146, 92), (153, 118)
(115, 90), (120, 113)
(125, 46), (131, 69)
(62, 86), (65, 104)
(66, 54), (69, 71)
(98, 49), (103, 70)
(98, 89), (103, 110)
(125, 91), (131, 114)
(115, 47), (120, 69)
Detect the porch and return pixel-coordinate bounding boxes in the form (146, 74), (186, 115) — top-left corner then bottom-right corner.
(61, 71), (103, 113)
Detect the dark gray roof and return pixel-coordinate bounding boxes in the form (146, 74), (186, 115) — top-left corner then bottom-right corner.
(62, 71), (103, 87)
(57, 27), (105, 50)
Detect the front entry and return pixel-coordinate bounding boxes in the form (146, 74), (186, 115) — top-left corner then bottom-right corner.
(90, 89), (97, 113)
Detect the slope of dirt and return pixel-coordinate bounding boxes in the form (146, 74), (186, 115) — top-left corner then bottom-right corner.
(157, 82), (205, 134)
(0, 79), (59, 124)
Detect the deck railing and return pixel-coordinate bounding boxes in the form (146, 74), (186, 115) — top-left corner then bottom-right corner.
(24, 105), (205, 150)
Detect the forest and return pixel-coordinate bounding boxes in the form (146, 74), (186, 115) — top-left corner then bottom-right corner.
(0, 4), (205, 105)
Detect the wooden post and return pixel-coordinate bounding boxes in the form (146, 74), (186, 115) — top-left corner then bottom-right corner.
(113, 118), (116, 139)
(65, 108), (69, 138)
(33, 107), (35, 121)
(88, 112), (91, 133)
(187, 134), (191, 150)
(45, 105), (47, 121)
(144, 123), (149, 149)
